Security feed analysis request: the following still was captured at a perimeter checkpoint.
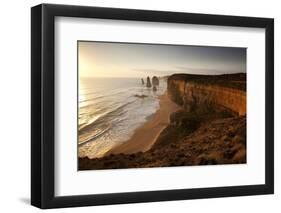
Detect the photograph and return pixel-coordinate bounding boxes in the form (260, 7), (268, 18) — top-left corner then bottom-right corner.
(30, 3), (274, 209)
(78, 41), (247, 170)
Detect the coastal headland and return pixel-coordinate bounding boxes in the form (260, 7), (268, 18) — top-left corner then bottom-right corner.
(79, 73), (246, 170)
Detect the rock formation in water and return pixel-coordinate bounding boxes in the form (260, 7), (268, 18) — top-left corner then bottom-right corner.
(152, 76), (159, 86)
(134, 94), (148, 98)
(152, 86), (157, 91)
(146, 76), (152, 88)
(141, 78), (145, 85)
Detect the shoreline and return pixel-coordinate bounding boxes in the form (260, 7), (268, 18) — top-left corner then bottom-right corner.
(105, 91), (181, 156)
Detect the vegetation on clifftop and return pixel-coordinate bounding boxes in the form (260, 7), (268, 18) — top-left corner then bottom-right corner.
(168, 73), (246, 91)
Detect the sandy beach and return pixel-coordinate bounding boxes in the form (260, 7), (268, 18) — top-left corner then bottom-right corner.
(105, 92), (181, 155)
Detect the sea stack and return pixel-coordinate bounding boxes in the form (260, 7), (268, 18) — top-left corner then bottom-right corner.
(141, 78), (145, 85)
(146, 76), (152, 88)
(152, 76), (159, 86)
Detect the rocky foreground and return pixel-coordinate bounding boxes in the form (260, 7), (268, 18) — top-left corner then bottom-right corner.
(79, 73), (246, 170)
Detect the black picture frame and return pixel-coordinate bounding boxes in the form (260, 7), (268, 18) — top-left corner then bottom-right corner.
(31, 3), (274, 209)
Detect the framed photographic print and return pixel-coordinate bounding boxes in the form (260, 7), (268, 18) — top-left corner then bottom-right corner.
(31, 4), (274, 209)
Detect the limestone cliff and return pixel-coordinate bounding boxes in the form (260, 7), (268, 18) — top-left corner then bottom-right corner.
(168, 73), (246, 116)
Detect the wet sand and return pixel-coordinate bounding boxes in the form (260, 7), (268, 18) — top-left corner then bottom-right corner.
(105, 92), (181, 155)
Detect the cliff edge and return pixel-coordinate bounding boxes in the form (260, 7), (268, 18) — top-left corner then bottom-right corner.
(168, 73), (246, 116)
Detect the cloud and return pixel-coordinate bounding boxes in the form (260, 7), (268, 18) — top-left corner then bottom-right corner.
(132, 66), (245, 77)
(175, 66), (245, 75)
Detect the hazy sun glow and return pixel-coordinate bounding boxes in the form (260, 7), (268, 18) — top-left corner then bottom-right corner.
(78, 41), (246, 78)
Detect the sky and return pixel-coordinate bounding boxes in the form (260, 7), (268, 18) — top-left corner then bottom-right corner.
(78, 41), (246, 78)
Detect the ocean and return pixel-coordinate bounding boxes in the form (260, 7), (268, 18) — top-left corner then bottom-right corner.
(78, 77), (167, 159)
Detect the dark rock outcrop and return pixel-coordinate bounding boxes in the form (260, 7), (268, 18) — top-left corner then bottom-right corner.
(134, 94), (148, 98)
(146, 76), (152, 88)
(152, 76), (159, 86)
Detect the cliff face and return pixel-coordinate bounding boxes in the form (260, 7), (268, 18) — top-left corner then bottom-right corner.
(168, 73), (246, 116)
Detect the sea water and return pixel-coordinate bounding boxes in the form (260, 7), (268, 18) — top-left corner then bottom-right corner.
(78, 77), (167, 158)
